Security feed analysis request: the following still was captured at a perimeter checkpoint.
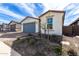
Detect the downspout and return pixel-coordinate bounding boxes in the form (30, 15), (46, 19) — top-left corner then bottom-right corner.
(62, 11), (65, 35)
(38, 18), (41, 37)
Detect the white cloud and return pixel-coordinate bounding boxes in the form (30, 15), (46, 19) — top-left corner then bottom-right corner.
(64, 3), (79, 18)
(42, 3), (70, 14)
(14, 3), (36, 17)
(64, 16), (79, 26)
(64, 3), (76, 10)
(0, 2), (79, 25)
(0, 19), (9, 23)
(72, 9), (79, 15)
(26, 3), (36, 9)
(41, 0), (79, 13)
(0, 7), (25, 19)
(0, 0), (79, 3)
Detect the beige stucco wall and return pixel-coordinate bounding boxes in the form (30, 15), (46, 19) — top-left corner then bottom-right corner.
(40, 11), (64, 35)
(21, 18), (39, 33)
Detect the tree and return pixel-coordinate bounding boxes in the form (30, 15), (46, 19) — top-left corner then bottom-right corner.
(41, 23), (47, 38)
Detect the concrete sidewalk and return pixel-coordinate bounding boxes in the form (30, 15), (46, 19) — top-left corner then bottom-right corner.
(0, 41), (21, 56)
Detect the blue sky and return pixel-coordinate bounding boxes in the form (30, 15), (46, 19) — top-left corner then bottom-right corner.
(0, 3), (79, 26)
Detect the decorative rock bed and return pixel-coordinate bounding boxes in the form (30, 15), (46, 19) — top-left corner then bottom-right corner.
(11, 35), (62, 56)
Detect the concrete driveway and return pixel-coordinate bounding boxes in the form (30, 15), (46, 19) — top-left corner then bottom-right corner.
(0, 32), (28, 43)
(0, 32), (27, 38)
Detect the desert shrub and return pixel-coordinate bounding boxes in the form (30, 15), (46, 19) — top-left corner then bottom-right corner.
(53, 46), (62, 55)
(14, 38), (27, 44)
(49, 35), (62, 43)
(26, 37), (37, 45)
(15, 39), (25, 44)
(40, 34), (62, 43)
(67, 49), (77, 56)
(15, 37), (38, 45)
(12, 35), (61, 56)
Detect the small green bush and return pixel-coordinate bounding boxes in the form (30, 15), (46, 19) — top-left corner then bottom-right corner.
(53, 46), (62, 55)
(15, 38), (27, 44)
(26, 37), (37, 45)
(49, 35), (62, 43)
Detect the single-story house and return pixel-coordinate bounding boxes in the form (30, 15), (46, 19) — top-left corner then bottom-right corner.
(63, 18), (79, 36)
(9, 21), (21, 32)
(21, 16), (39, 33)
(21, 10), (65, 36)
(39, 10), (65, 35)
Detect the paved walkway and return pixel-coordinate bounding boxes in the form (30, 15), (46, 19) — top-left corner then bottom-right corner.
(0, 41), (21, 56)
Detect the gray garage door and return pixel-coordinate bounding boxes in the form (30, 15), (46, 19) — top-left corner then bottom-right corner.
(23, 22), (36, 33)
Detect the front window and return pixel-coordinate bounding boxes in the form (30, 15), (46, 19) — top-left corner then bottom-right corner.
(47, 17), (53, 29)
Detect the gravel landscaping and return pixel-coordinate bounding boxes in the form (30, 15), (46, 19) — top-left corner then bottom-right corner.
(11, 35), (62, 56)
(62, 35), (79, 56)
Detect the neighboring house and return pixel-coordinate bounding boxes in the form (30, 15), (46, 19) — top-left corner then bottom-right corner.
(21, 10), (65, 35)
(9, 21), (21, 32)
(39, 10), (65, 35)
(21, 16), (39, 33)
(0, 25), (3, 31)
(63, 18), (79, 36)
(2, 23), (9, 32)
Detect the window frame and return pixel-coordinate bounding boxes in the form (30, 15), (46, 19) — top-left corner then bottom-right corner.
(47, 17), (53, 29)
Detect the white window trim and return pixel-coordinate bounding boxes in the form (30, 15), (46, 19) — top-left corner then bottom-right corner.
(46, 16), (53, 30)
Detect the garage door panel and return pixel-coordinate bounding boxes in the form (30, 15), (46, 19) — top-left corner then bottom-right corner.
(23, 23), (35, 33)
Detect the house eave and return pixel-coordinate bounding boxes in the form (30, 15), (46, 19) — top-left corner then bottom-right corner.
(39, 10), (65, 18)
(21, 16), (39, 23)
